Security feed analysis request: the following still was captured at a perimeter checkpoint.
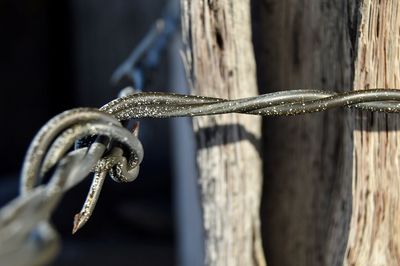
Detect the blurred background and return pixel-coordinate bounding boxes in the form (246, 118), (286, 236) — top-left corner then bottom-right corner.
(0, 0), (203, 265)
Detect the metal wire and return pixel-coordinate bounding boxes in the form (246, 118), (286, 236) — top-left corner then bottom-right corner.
(0, 106), (144, 265)
(2, 88), (400, 265)
(100, 89), (400, 119)
(110, 0), (179, 89)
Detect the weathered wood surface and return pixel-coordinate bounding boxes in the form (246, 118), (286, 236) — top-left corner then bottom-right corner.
(346, 0), (400, 265)
(181, 0), (266, 265)
(255, 0), (355, 265)
(256, 0), (400, 265)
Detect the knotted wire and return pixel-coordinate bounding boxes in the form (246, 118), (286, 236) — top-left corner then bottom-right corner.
(0, 107), (143, 265)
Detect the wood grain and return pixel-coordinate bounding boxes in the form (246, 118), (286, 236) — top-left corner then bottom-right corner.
(181, 0), (266, 265)
(346, 0), (400, 265)
(255, 0), (355, 265)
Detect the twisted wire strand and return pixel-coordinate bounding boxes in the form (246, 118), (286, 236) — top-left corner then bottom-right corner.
(100, 89), (400, 120)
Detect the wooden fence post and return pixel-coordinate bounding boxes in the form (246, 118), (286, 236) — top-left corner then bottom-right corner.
(256, 0), (400, 265)
(181, 0), (266, 265)
(346, 1), (400, 264)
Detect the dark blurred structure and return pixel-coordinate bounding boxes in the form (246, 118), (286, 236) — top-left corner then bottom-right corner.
(0, 0), (175, 265)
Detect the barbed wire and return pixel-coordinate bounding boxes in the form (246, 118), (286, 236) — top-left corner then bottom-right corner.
(11, 0), (400, 265)
(101, 89), (400, 119)
(1, 88), (400, 265)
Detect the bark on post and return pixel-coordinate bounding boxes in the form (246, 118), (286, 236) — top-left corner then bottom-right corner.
(181, 1), (266, 265)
